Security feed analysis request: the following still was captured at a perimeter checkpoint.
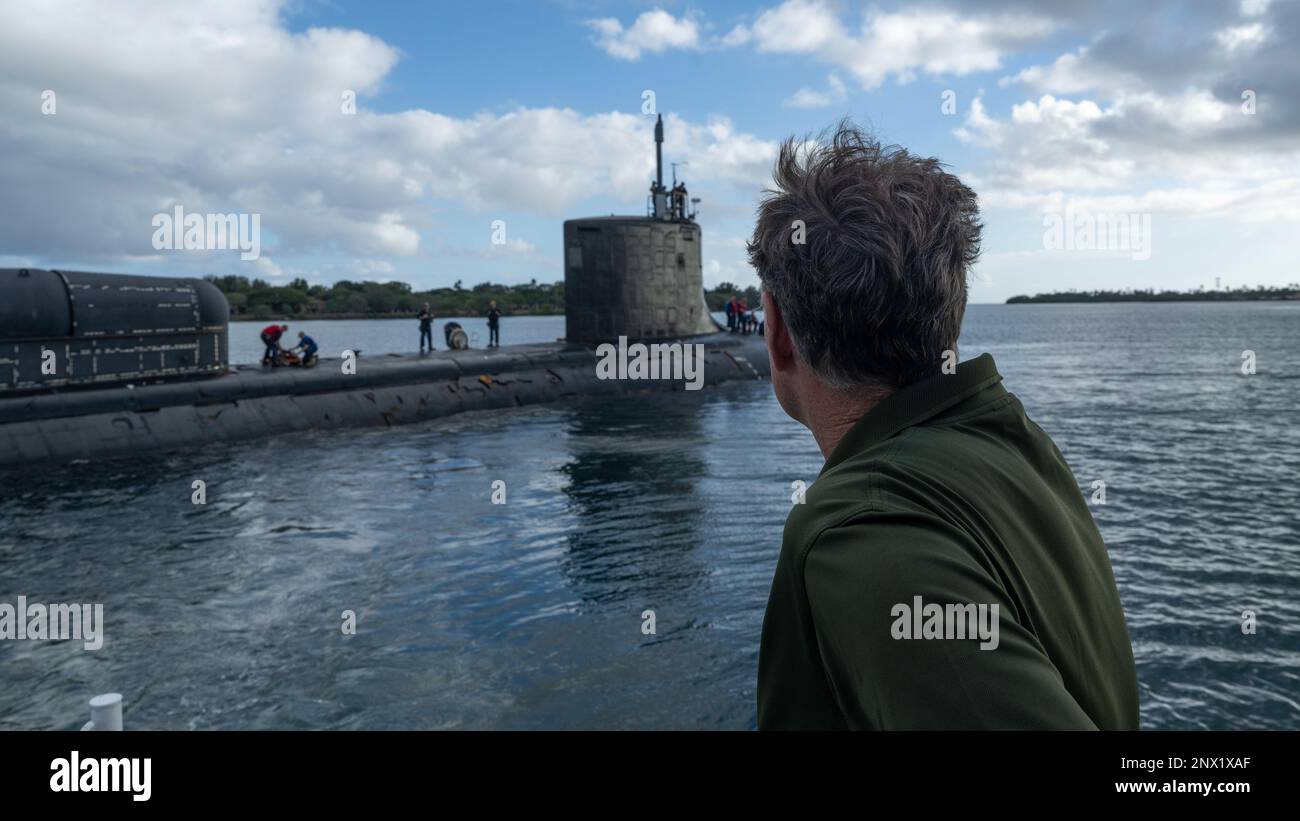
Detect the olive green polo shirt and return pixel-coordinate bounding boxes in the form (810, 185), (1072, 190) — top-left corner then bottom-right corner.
(757, 354), (1139, 730)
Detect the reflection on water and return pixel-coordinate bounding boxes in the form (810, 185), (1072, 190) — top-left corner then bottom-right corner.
(1, 302), (1298, 729)
(558, 398), (711, 608)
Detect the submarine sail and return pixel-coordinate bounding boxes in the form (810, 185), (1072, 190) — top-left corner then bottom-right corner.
(563, 114), (720, 344)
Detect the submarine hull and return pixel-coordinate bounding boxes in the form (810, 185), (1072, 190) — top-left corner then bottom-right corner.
(0, 268), (228, 393)
(0, 333), (770, 466)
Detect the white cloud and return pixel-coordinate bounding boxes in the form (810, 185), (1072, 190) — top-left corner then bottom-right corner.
(750, 0), (850, 55)
(782, 74), (847, 108)
(748, 0), (1055, 89)
(1215, 22), (1269, 52)
(0, 0), (775, 269)
(959, 94), (1133, 192)
(999, 46), (1136, 94)
(718, 24), (752, 48)
(953, 96), (1003, 146)
(586, 1), (1055, 90)
(965, 0), (1299, 222)
(586, 9), (700, 61)
(956, 90), (1300, 223)
(441, 238), (540, 258)
(249, 256), (287, 280)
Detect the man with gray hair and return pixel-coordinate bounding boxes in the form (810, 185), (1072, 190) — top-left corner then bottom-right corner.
(750, 122), (1138, 730)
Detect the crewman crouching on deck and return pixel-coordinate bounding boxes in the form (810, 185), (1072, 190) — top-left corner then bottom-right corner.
(293, 331), (319, 368)
(261, 323), (288, 367)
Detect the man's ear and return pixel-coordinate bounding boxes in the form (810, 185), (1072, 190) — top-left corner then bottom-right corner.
(762, 290), (797, 373)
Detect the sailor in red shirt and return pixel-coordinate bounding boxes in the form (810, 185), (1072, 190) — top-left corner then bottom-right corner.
(260, 323), (288, 366)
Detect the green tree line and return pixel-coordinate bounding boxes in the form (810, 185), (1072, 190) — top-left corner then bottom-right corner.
(1007, 285), (1300, 304)
(209, 274), (766, 319)
(208, 276), (565, 319)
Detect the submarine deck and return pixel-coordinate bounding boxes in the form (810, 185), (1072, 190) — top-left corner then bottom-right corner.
(0, 332), (770, 465)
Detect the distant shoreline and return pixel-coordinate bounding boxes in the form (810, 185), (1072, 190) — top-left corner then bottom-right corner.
(1006, 289), (1300, 305)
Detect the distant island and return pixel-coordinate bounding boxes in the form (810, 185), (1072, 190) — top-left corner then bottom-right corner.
(1006, 285), (1300, 304)
(208, 274), (763, 320)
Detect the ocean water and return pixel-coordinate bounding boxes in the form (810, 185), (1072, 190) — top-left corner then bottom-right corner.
(1, 302), (1297, 729)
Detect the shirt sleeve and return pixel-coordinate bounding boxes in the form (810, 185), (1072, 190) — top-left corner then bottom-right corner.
(803, 512), (1099, 730)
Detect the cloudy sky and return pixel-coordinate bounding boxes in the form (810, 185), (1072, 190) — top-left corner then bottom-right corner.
(1, 0), (1295, 302)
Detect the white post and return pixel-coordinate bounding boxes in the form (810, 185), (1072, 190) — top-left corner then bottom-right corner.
(81, 693), (123, 731)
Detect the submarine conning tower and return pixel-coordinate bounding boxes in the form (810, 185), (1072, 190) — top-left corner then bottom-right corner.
(0, 268), (228, 393)
(564, 114), (718, 344)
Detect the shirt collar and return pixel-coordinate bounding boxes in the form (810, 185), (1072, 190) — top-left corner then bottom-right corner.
(822, 353), (1006, 474)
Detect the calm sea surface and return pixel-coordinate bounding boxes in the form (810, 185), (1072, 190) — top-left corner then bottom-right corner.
(1, 303), (1297, 729)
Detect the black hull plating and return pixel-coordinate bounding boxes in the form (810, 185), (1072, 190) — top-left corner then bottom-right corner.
(0, 334), (770, 466)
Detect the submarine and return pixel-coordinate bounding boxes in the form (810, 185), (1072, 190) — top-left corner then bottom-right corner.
(0, 116), (770, 467)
